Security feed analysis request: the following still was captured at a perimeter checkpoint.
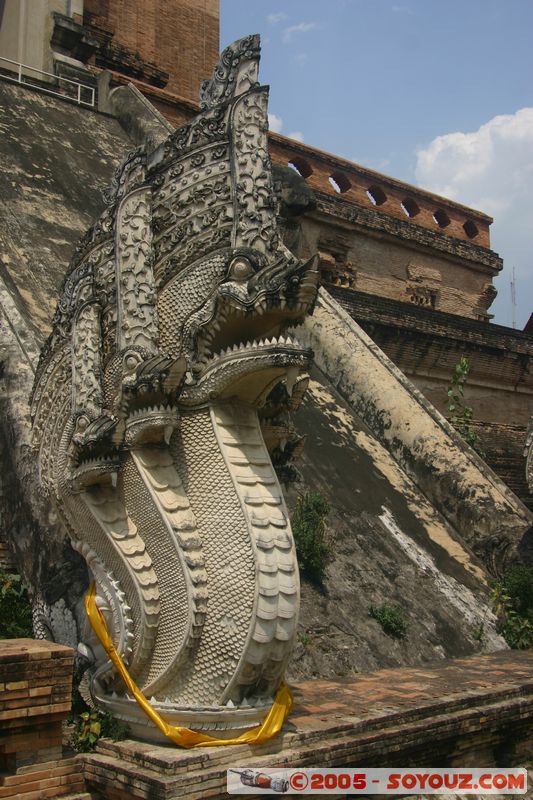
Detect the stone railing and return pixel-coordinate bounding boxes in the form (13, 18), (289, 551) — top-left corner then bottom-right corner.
(269, 133), (492, 248)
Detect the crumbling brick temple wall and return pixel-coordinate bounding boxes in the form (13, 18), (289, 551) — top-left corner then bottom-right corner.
(265, 135), (533, 508)
(83, 0), (219, 101)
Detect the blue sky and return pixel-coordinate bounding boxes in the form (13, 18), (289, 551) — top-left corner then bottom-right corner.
(221, 1), (533, 328)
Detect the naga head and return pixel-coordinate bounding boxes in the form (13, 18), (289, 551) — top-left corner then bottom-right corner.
(161, 245), (318, 408)
(32, 33), (318, 491)
(150, 31), (319, 410)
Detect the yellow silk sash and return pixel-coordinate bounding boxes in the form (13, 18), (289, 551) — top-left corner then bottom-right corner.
(84, 582), (293, 747)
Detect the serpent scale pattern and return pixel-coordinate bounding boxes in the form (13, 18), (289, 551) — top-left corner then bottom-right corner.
(123, 450), (206, 695)
(169, 408), (255, 704)
(82, 481), (160, 676)
(31, 35), (318, 735)
(211, 403), (299, 700)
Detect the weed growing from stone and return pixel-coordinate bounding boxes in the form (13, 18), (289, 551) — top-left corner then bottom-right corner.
(369, 603), (408, 639)
(70, 709), (129, 752)
(291, 491), (331, 585)
(68, 659), (130, 751)
(472, 622), (485, 642)
(445, 357), (481, 453)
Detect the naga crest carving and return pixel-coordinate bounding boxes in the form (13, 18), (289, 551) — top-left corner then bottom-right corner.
(31, 35), (318, 738)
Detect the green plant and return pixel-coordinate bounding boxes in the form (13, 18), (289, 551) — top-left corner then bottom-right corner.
(0, 569), (33, 638)
(369, 603), (408, 639)
(445, 357), (481, 452)
(491, 566), (533, 650)
(291, 492), (331, 585)
(472, 622), (485, 642)
(501, 565), (533, 617)
(297, 631), (312, 647)
(70, 710), (102, 752)
(70, 708), (129, 752)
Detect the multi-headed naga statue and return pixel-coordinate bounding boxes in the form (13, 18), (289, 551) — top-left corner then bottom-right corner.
(31, 35), (318, 739)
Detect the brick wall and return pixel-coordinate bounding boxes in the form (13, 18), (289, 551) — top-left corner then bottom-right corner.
(269, 133), (493, 248)
(299, 213), (500, 321)
(330, 286), (533, 424)
(84, 0), (219, 100)
(468, 421), (532, 510)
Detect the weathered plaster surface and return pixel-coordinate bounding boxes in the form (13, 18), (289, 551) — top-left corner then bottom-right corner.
(287, 373), (506, 680)
(297, 289), (532, 575)
(0, 80), (132, 337)
(0, 79), (133, 621)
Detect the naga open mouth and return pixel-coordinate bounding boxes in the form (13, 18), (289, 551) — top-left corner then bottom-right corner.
(195, 304), (306, 371)
(179, 257), (318, 406)
(191, 257), (319, 376)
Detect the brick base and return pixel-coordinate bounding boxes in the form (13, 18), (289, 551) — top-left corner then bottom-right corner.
(0, 755), (87, 799)
(80, 651), (533, 800)
(0, 639), (90, 799)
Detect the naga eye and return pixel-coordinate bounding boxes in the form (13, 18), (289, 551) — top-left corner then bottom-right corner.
(76, 415), (89, 432)
(123, 352), (141, 374)
(229, 256), (253, 281)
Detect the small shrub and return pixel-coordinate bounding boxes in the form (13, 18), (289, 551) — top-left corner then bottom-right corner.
(70, 710), (102, 752)
(70, 708), (129, 752)
(491, 566), (533, 650)
(502, 565), (533, 618)
(0, 569), (33, 638)
(472, 622), (485, 643)
(69, 663), (129, 751)
(369, 603), (408, 639)
(291, 492), (331, 585)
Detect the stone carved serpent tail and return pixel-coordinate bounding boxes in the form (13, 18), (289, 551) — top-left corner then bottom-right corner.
(30, 35), (318, 739)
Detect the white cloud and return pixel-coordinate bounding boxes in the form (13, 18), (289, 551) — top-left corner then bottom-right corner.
(294, 53), (308, 65)
(267, 114), (304, 143)
(268, 113), (283, 133)
(267, 12), (288, 24)
(392, 5), (414, 13)
(415, 107), (533, 328)
(282, 22), (317, 43)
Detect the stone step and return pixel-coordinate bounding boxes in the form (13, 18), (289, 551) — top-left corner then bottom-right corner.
(80, 652), (533, 800)
(0, 753), (86, 800)
(58, 795), (98, 800)
(83, 695), (533, 800)
(59, 794), (101, 800)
